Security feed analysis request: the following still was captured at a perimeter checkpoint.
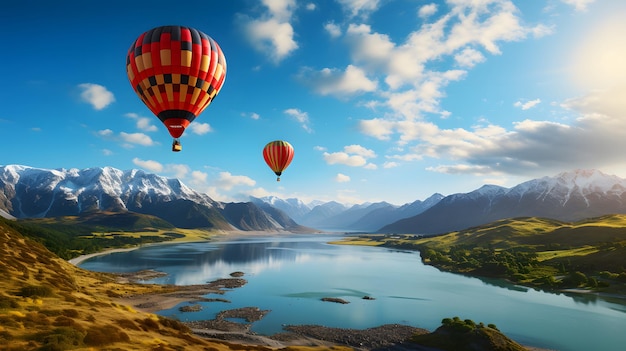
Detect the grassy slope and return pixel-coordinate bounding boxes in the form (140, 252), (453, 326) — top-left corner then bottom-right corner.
(336, 215), (626, 293)
(0, 220), (351, 351)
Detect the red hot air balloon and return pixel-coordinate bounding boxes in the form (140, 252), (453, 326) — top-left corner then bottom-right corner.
(263, 140), (294, 181)
(126, 25), (227, 152)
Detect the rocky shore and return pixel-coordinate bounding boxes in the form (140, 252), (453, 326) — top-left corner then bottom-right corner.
(115, 270), (555, 351)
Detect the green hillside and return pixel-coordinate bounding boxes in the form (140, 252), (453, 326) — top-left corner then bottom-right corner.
(340, 215), (626, 294)
(3, 213), (195, 260)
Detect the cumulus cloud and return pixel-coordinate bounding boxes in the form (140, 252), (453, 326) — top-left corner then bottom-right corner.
(380, 85), (626, 177)
(324, 22), (342, 38)
(335, 173), (351, 182)
(454, 47), (486, 68)
(299, 65), (377, 97)
(241, 0), (298, 63)
(78, 83), (115, 110)
(419, 3), (438, 18)
(132, 158), (163, 172)
(166, 164), (191, 179)
(119, 132), (155, 146)
(125, 113), (157, 132)
(284, 108), (313, 132)
(383, 161), (399, 168)
(215, 171), (256, 191)
(514, 99), (541, 110)
(189, 122), (212, 135)
(322, 144), (377, 168)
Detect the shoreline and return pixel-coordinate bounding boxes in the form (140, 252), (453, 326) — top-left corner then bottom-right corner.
(68, 246), (140, 266)
(68, 230), (342, 266)
(71, 232), (562, 350)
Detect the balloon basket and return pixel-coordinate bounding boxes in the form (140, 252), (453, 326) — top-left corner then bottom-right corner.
(172, 140), (182, 152)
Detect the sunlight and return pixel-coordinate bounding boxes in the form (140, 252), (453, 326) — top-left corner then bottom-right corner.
(569, 17), (626, 90)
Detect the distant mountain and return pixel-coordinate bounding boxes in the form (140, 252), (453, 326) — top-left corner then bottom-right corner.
(379, 169), (626, 235)
(350, 193), (445, 231)
(252, 194), (445, 232)
(250, 196), (312, 222)
(0, 165), (303, 232)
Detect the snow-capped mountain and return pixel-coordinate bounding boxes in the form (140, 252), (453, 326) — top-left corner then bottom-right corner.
(379, 169), (626, 235)
(5, 165), (626, 235)
(0, 165), (307, 232)
(252, 194), (445, 232)
(250, 196), (312, 222)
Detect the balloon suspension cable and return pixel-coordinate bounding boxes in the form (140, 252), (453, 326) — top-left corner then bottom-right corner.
(172, 138), (182, 152)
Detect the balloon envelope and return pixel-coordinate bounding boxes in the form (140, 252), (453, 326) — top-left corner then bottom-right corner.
(125, 25), (227, 138)
(263, 140), (294, 180)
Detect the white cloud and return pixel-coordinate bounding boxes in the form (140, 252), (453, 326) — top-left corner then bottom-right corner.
(215, 171), (256, 191)
(78, 83), (115, 110)
(344, 144), (376, 158)
(338, 0), (557, 143)
(323, 152), (367, 167)
(305, 2), (316, 10)
(514, 99), (541, 110)
(284, 108), (312, 132)
(419, 3), (438, 18)
(300, 64), (377, 97)
(561, 0), (595, 12)
(322, 144), (376, 168)
(132, 158), (163, 172)
(324, 22), (342, 38)
(337, 0), (381, 18)
(125, 113), (157, 132)
(383, 161), (399, 168)
(241, 0), (298, 63)
(189, 122), (212, 135)
(119, 132), (155, 146)
(454, 47), (485, 68)
(379, 84), (626, 178)
(166, 164), (190, 179)
(98, 129), (113, 137)
(335, 173), (351, 182)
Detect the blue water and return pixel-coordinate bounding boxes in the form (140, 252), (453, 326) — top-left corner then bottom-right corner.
(79, 234), (626, 351)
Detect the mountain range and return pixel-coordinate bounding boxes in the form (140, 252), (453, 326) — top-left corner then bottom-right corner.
(3, 165), (626, 235)
(0, 165), (310, 233)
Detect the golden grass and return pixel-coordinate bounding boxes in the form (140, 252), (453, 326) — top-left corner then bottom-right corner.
(0, 223), (355, 351)
(536, 246), (600, 261)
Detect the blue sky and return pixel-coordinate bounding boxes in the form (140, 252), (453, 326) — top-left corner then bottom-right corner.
(2, 0), (625, 206)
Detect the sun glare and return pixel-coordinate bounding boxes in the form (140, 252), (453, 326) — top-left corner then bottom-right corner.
(570, 17), (626, 90)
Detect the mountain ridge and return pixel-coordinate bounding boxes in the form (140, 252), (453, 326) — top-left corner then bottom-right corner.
(380, 169), (626, 234)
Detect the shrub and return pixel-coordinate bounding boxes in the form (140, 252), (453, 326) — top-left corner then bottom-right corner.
(84, 325), (129, 346)
(0, 295), (20, 309)
(17, 285), (53, 298)
(61, 309), (79, 318)
(136, 317), (160, 331)
(158, 316), (191, 333)
(39, 327), (85, 351)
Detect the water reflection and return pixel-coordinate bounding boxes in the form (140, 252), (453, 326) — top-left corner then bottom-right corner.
(79, 235), (626, 351)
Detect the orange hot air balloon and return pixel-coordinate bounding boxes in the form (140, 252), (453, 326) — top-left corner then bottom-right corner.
(263, 140), (294, 181)
(126, 25), (227, 152)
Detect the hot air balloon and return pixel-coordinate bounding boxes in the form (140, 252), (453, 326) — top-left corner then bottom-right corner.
(263, 140), (294, 181)
(125, 25), (227, 152)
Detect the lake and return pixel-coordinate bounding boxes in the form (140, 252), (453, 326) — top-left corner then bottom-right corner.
(78, 234), (626, 351)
